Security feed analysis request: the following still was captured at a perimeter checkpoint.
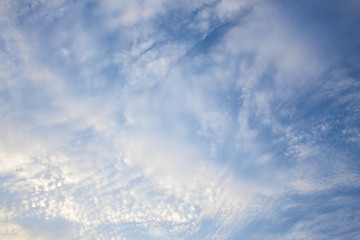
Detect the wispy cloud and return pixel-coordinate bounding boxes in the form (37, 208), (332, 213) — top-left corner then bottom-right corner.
(0, 0), (359, 239)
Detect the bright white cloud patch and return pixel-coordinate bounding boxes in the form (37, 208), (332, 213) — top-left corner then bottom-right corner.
(1, 0), (360, 239)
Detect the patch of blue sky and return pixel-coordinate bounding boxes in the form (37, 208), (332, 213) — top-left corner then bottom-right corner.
(18, 216), (72, 239)
(233, 189), (360, 239)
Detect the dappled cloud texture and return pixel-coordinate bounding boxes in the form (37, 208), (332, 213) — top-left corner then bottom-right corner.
(1, 0), (360, 239)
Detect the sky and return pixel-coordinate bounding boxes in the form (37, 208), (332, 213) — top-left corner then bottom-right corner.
(0, 0), (360, 239)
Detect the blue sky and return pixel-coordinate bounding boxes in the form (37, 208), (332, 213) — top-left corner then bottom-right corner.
(0, 0), (360, 239)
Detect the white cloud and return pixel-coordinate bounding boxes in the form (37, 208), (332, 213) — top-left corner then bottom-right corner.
(0, 0), (359, 239)
(100, 0), (166, 27)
